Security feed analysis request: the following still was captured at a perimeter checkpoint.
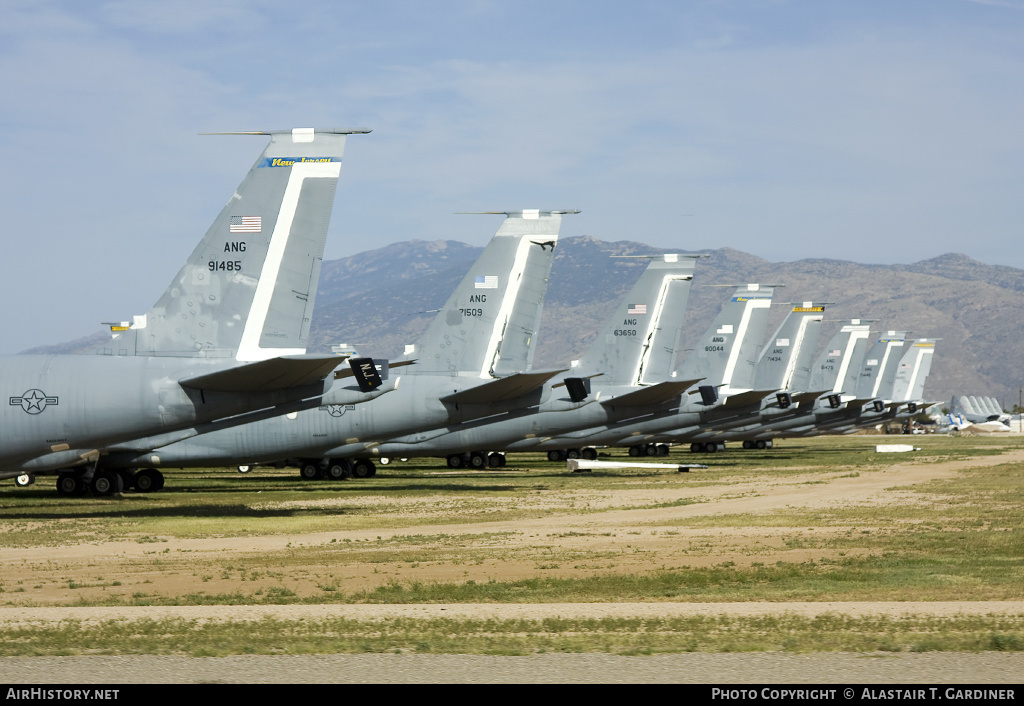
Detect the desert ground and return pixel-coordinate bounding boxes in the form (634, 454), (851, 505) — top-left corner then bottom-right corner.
(1, 435), (1022, 683)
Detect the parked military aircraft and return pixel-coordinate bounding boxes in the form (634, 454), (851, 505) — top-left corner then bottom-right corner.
(364, 258), (719, 463)
(664, 300), (827, 451)
(946, 415), (1011, 434)
(748, 331), (937, 440)
(949, 394), (1010, 426)
(3, 128), (380, 495)
(715, 318), (874, 445)
(99, 210), (573, 479)
(551, 284), (786, 455)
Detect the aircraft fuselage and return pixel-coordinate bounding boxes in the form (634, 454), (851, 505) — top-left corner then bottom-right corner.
(0, 354), (329, 476)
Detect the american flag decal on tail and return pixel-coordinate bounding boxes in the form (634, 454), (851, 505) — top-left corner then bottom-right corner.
(230, 216), (262, 233)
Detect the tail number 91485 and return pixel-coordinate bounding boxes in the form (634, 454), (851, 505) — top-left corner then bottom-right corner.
(209, 260), (243, 272)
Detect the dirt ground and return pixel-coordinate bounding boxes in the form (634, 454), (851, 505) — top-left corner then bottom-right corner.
(2, 447), (1023, 622)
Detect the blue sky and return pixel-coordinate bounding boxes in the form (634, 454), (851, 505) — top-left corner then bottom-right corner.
(1, 0), (1023, 353)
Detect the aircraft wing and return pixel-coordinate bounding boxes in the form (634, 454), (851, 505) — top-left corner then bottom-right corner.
(600, 378), (703, 408)
(440, 369), (569, 405)
(178, 355), (342, 393)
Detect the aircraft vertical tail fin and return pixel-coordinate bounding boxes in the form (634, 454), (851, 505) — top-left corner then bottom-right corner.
(971, 396), (987, 415)
(676, 283), (777, 390)
(573, 255), (698, 385)
(975, 396), (1000, 416)
(950, 395), (968, 416)
(890, 339), (936, 401)
(907, 340), (936, 402)
(854, 330), (907, 399)
(108, 128), (368, 361)
(752, 302), (826, 390)
(639, 256), (699, 385)
(404, 210), (570, 377)
(808, 319), (873, 393)
(786, 318), (823, 393)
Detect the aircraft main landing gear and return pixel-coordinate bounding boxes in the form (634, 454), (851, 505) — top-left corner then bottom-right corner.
(56, 472), (87, 497)
(689, 442), (726, 453)
(132, 468), (165, 492)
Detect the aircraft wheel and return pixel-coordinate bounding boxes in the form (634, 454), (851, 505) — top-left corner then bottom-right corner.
(91, 470), (123, 496)
(352, 460), (374, 478)
(628, 446), (642, 457)
(582, 448), (597, 461)
(237, 465), (253, 473)
(566, 448), (580, 460)
(703, 443), (717, 453)
(643, 444), (657, 457)
(546, 450), (562, 462)
(327, 462), (351, 480)
(755, 440), (767, 450)
(56, 473), (85, 497)
(657, 445), (670, 456)
(447, 454), (465, 469)
(134, 468), (163, 493)
(300, 463), (322, 480)
(487, 453), (503, 468)
(469, 452), (487, 469)
(742, 440), (755, 450)
(690, 443), (702, 453)
(497, 454), (507, 467)
(15, 473), (34, 488)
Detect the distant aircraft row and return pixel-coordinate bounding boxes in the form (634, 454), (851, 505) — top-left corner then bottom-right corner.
(946, 395), (1012, 433)
(0, 128), (936, 496)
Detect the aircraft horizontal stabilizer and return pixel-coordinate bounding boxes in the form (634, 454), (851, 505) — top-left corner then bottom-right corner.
(600, 378), (702, 408)
(792, 390), (830, 406)
(334, 359), (416, 379)
(440, 369), (569, 405)
(721, 389), (777, 409)
(178, 355), (341, 393)
(844, 397), (877, 410)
